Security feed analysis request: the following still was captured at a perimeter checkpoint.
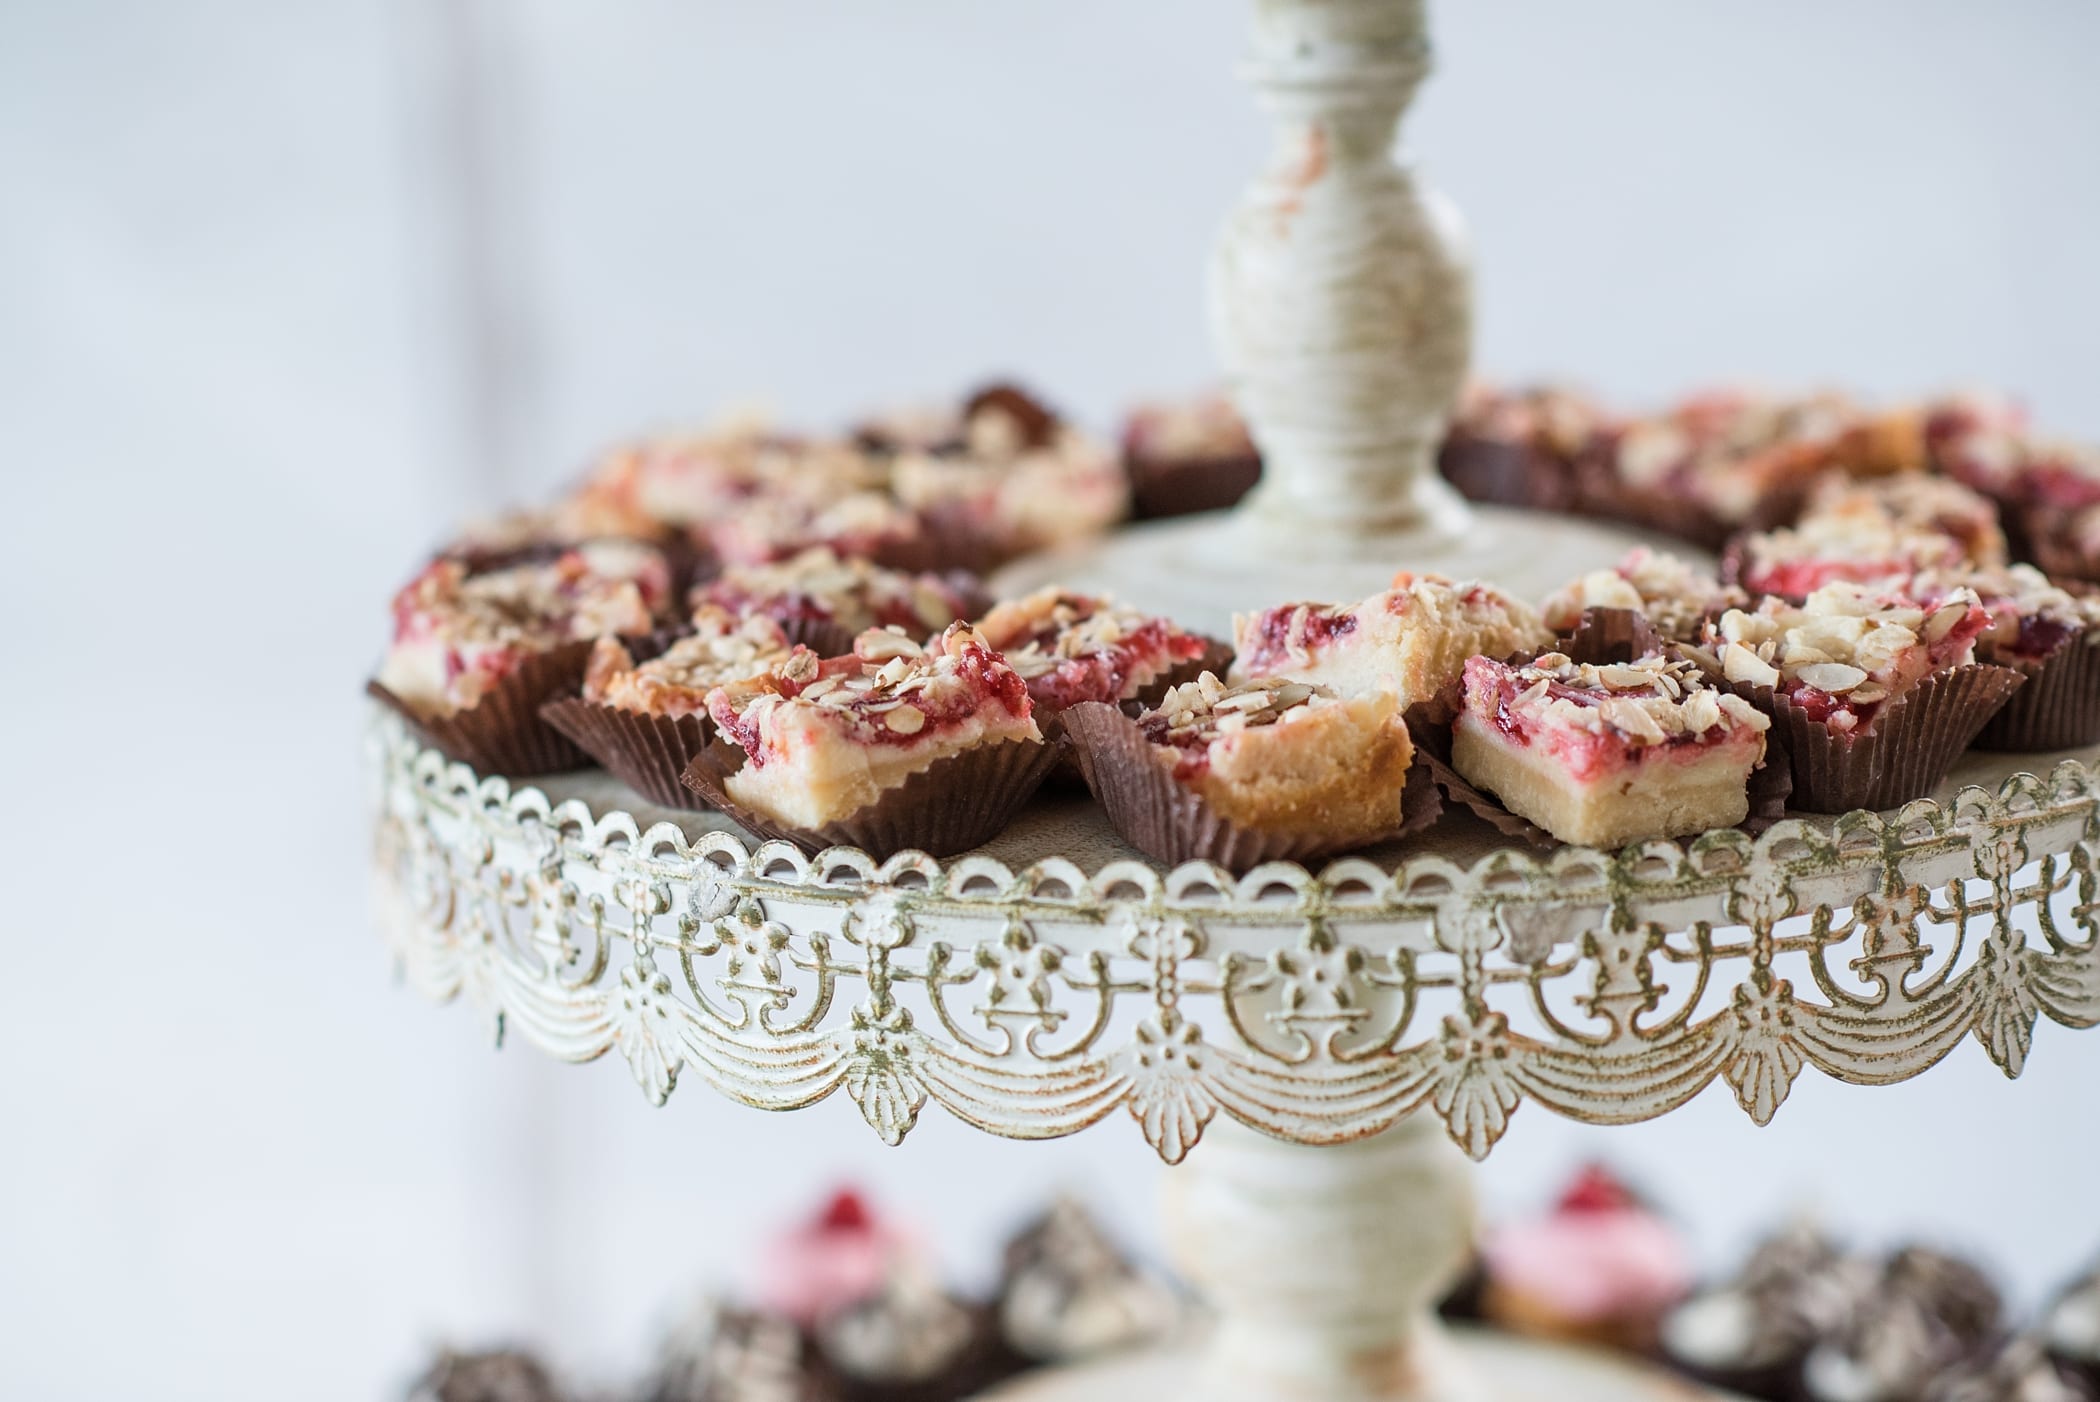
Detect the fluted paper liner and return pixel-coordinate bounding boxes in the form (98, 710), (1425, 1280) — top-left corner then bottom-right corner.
(1126, 449), (1262, 520)
(1437, 431), (1578, 512)
(1974, 630), (2100, 751)
(367, 638), (600, 776)
(540, 697), (715, 810)
(680, 734), (1063, 860)
(1405, 712), (1559, 849)
(774, 616), (859, 661)
(1061, 701), (1438, 874)
(1554, 608), (1666, 667)
(1718, 663), (2025, 813)
(1130, 637), (1237, 713)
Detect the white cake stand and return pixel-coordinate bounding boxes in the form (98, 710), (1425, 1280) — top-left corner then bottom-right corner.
(368, 3), (2100, 1399)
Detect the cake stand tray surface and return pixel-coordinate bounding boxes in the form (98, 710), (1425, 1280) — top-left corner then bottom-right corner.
(981, 1328), (1741, 1402)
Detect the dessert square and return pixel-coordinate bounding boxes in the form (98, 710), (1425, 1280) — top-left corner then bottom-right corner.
(582, 606), (798, 720)
(694, 547), (978, 640)
(1232, 572), (1550, 709)
(704, 623), (1041, 830)
(378, 544), (666, 717)
(1135, 673), (1415, 840)
(1438, 381), (1606, 510)
(1120, 393), (1262, 519)
(1540, 549), (1742, 642)
(971, 588), (1213, 715)
(1452, 652), (1769, 848)
(1796, 472), (2006, 567)
(704, 487), (928, 571)
(1701, 582), (1990, 731)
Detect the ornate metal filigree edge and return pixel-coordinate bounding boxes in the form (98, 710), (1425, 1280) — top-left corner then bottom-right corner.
(369, 715), (2100, 1161)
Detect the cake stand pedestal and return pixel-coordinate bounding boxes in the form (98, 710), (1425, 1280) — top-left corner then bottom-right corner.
(367, 2), (2098, 1399)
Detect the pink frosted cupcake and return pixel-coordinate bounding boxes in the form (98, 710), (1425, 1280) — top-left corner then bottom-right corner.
(756, 1190), (920, 1330)
(1480, 1165), (1695, 1354)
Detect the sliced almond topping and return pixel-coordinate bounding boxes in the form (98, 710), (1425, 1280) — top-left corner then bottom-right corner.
(1923, 601), (1969, 643)
(885, 704), (927, 735)
(1723, 641), (1782, 688)
(1794, 661), (1868, 694)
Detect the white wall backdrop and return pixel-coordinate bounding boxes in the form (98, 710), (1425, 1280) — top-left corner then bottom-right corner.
(3, 3), (2097, 1400)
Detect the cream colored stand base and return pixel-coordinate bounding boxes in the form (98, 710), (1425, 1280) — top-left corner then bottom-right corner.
(994, 505), (1670, 637)
(978, 1117), (1733, 1402)
(981, 1329), (1731, 1402)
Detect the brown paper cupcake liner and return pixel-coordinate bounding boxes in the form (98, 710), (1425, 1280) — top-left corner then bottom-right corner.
(1554, 608), (1666, 667)
(1126, 451), (1263, 520)
(367, 638), (600, 777)
(679, 735), (1063, 859)
(1436, 432), (1579, 512)
(1575, 464), (1733, 553)
(1062, 702), (1438, 874)
(2022, 508), (2100, 585)
(1717, 664), (2026, 813)
(1404, 713), (1559, 849)
(1129, 637), (1238, 712)
(774, 616), (861, 661)
(1974, 630), (2100, 751)
(539, 697), (715, 810)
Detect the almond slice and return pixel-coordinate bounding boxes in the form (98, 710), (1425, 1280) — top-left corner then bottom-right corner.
(1794, 661), (1868, 694)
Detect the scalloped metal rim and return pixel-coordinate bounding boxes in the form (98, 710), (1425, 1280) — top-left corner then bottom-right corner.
(370, 710), (2100, 1160)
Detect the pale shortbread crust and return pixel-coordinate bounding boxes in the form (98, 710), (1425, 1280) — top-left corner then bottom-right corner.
(1186, 691), (1414, 840)
(1452, 717), (1755, 849)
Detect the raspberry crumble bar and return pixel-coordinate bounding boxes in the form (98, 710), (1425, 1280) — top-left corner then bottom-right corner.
(378, 544), (666, 716)
(1540, 549), (1742, 642)
(1453, 652), (1769, 847)
(1233, 572), (1550, 708)
(1135, 673), (1414, 841)
(582, 606), (798, 720)
(694, 547), (977, 639)
(969, 588), (1212, 716)
(1699, 582), (1990, 732)
(704, 623), (1041, 830)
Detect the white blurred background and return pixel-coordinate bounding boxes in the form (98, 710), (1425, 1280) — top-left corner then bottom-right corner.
(3, 2), (2098, 1399)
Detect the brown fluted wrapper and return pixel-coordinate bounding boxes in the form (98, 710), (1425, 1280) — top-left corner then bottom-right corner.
(1061, 702), (1438, 874)
(1718, 664), (2025, 813)
(679, 735), (1062, 859)
(2024, 507), (2100, 585)
(775, 617), (860, 661)
(1576, 463), (1732, 553)
(1554, 608), (1666, 667)
(1130, 637), (1237, 712)
(540, 697), (714, 810)
(1404, 712), (1559, 849)
(1974, 631), (2100, 751)
(1126, 451), (1263, 520)
(368, 638), (600, 776)
(1437, 431), (1579, 512)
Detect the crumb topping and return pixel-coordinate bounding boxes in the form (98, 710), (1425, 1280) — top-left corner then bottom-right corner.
(582, 607), (796, 718)
(1123, 395), (1255, 463)
(1695, 582), (1989, 727)
(1540, 549), (1739, 638)
(695, 547), (973, 636)
(705, 487), (924, 568)
(1452, 383), (1608, 460)
(1236, 573), (1540, 674)
(1138, 673), (1331, 782)
(1797, 473), (2005, 566)
(1911, 564), (2100, 662)
(390, 550), (660, 653)
(706, 622), (1036, 767)
(1467, 652), (1766, 772)
(1735, 510), (1973, 600)
(973, 588), (1209, 711)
